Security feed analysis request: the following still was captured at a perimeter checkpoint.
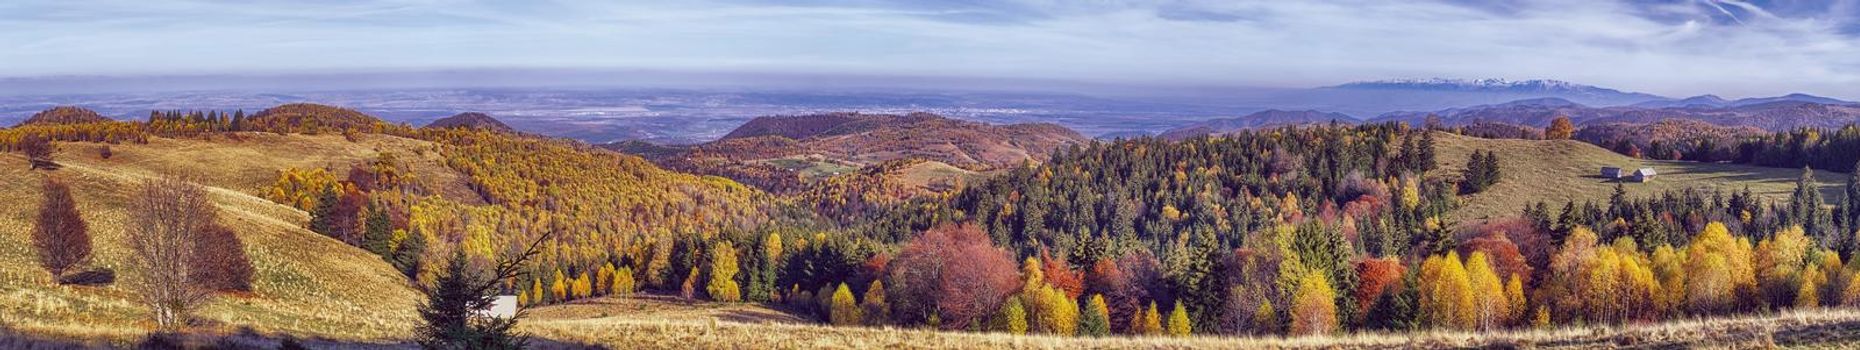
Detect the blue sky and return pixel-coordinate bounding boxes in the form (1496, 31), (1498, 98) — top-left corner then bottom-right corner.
(2, 0), (1858, 98)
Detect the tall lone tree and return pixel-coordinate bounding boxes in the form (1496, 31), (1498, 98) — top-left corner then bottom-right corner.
(126, 176), (219, 330)
(1545, 116), (1575, 140)
(33, 178), (90, 279)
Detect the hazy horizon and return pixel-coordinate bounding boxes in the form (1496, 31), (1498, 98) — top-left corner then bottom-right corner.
(5, 0), (1860, 99)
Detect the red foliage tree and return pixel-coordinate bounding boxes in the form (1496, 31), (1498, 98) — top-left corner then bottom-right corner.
(1040, 249), (1084, 299)
(1457, 230), (1532, 287)
(1353, 258), (1406, 316)
(888, 224), (1020, 329)
(34, 178), (90, 278)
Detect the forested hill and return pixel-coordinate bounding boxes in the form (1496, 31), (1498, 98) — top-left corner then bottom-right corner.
(423, 112), (516, 132)
(17, 106), (113, 126)
(609, 112), (1090, 194)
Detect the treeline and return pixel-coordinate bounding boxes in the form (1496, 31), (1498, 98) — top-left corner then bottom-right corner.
(1582, 123), (1860, 173)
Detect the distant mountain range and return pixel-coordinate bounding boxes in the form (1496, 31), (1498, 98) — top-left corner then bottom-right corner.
(1631, 93), (1856, 109)
(1370, 96), (1860, 131)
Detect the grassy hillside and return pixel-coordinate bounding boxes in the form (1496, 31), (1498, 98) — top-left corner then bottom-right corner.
(518, 295), (1860, 349)
(0, 134), (455, 344)
(1430, 132), (1844, 221)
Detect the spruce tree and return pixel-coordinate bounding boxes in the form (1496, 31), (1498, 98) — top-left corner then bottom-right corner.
(414, 233), (547, 350)
(361, 203), (394, 257)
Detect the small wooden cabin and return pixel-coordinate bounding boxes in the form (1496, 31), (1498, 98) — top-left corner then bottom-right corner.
(1601, 167), (1622, 179)
(1631, 168), (1656, 183)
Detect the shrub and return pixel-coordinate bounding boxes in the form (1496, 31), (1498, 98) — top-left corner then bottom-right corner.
(33, 178), (90, 279)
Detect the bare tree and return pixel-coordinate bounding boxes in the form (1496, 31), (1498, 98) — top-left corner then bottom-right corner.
(33, 178), (90, 279)
(126, 176), (219, 330)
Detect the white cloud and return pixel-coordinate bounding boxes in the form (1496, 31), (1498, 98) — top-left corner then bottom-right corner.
(0, 0), (1857, 98)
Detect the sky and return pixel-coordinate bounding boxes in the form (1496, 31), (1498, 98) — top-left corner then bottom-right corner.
(2, 0), (1859, 98)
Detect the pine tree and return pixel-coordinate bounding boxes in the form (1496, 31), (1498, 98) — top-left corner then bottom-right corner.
(1080, 294), (1110, 337)
(391, 230), (426, 279)
(361, 202), (393, 257)
(414, 231), (547, 350)
(1419, 131), (1438, 171)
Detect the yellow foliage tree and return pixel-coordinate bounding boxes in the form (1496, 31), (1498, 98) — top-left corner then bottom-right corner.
(707, 242), (742, 302)
(1287, 271), (1337, 335)
(530, 279), (544, 305)
(1798, 263), (1826, 308)
(862, 280), (889, 326)
(1420, 251), (1474, 329)
(1166, 301), (1192, 337)
(1685, 222), (1756, 313)
(829, 283), (860, 326)
(1141, 301), (1164, 335)
(613, 266), (636, 297)
(1465, 251), (1509, 330)
(551, 269), (568, 302)
(1504, 274), (1526, 326)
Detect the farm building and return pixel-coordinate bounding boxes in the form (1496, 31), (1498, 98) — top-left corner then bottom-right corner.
(481, 295), (518, 318)
(1631, 168), (1657, 182)
(1601, 167), (1622, 179)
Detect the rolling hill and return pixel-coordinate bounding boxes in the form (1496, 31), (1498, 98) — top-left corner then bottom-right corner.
(610, 112), (1089, 193)
(17, 106), (113, 126)
(423, 112), (515, 132)
(1429, 132), (1844, 221)
(0, 133), (446, 344)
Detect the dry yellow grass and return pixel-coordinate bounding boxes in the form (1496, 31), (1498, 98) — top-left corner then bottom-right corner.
(0, 134), (439, 345)
(522, 295), (1860, 349)
(1431, 132), (1845, 221)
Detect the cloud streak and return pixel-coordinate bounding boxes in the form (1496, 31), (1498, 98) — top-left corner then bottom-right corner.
(1, 0), (1858, 98)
